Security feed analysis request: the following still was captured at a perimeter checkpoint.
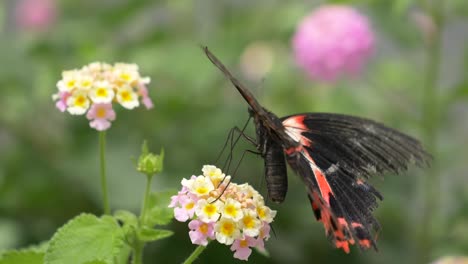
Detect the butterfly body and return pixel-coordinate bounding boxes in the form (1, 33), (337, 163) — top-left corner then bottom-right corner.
(251, 108), (289, 203)
(203, 47), (430, 253)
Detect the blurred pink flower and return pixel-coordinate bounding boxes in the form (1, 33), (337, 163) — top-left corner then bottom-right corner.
(230, 236), (257, 261)
(139, 85), (154, 109)
(168, 189), (198, 222)
(292, 5), (375, 81)
(15, 0), (57, 32)
(86, 103), (116, 131)
(188, 219), (215, 246)
(54, 91), (70, 112)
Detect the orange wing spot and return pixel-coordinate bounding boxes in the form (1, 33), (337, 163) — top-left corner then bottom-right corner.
(351, 222), (364, 228)
(359, 239), (371, 248)
(311, 192), (362, 253)
(334, 230), (346, 240)
(335, 240), (351, 254)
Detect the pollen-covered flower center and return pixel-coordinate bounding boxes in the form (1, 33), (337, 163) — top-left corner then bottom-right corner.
(199, 223), (209, 234)
(96, 108), (107, 118)
(96, 88), (108, 97)
(224, 205), (238, 217)
(66, 80), (76, 88)
(242, 215), (255, 228)
(195, 186), (209, 195)
(120, 73), (131, 81)
(239, 239), (249, 248)
(203, 204), (217, 216)
(120, 90), (132, 101)
(75, 96), (87, 106)
(184, 202), (194, 210)
(220, 221), (235, 235)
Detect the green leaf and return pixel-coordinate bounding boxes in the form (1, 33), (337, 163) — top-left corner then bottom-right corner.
(113, 210), (138, 228)
(0, 249), (44, 264)
(146, 207), (174, 226)
(144, 190), (176, 226)
(22, 241), (49, 253)
(44, 213), (125, 264)
(137, 227), (173, 242)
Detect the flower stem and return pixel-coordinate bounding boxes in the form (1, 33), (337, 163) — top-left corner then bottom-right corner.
(133, 241), (144, 264)
(133, 174), (154, 264)
(99, 131), (110, 215)
(183, 245), (208, 264)
(140, 174), (153, 224)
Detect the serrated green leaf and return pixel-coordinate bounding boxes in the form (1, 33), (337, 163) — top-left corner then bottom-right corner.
(0, 249), (44, 264)
(137, 227), (173, 242)
(113, 210), (138, 227)
(44, 213), (125, 264)
(144, 190), (176, 226)
(147, 207), (174, 226)
(22, 241), (49, 253)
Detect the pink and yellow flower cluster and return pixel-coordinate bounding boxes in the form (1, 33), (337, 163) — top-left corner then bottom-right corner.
(52, 62), (153, 131)
(169, 165), (276, 261)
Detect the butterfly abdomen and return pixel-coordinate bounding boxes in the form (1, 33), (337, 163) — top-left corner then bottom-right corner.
(264, 140), (288, 203)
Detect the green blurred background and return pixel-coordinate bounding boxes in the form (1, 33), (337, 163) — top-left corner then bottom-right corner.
(1, 0), (467, 263)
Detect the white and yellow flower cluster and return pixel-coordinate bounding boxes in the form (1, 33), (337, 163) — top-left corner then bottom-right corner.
(169, 165), (276, 261)
(52, 62), (153, 131)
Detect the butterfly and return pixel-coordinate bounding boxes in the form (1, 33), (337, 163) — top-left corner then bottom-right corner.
(202, 46), (431, 253)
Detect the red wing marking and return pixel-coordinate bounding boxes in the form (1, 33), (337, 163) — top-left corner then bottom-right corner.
(283, 115), (312, 146)
(311, 165), (332, 204)
(283, 114), (375, 253)
(283, 115), (332, 203)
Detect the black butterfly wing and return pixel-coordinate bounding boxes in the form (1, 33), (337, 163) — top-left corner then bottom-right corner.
(281, 113), (431, 252)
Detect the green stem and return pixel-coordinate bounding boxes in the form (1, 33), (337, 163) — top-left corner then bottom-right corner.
(183, 245), (208, 264)
(133, 241), (144, 264)
(99, 131), (110, 215)
(133, 174), (153, 264)
(140, 174), (153, 223)
(418, 1), (444, 263)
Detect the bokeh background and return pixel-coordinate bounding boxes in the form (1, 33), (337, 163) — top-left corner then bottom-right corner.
(1, 0), (467, 263)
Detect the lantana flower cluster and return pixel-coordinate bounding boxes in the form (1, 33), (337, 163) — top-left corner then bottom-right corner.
(169, 165), (276, 261)
(52, 62), (153, 131)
